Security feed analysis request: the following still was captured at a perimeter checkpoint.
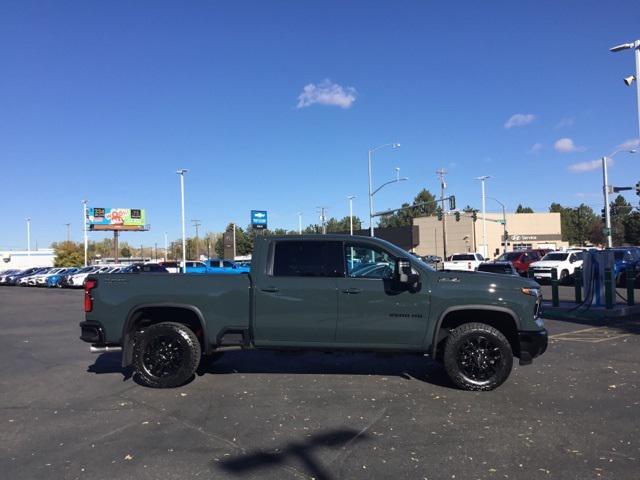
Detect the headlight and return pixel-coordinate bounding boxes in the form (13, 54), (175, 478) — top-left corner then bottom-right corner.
(521, 287), (540, 297)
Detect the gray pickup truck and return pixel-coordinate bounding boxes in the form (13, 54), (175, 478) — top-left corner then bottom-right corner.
(80, 235), (547, 391)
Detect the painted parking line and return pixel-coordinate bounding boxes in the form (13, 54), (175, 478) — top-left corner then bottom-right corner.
(549, 326), (632, 343)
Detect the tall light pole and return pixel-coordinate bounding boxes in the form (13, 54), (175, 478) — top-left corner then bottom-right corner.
(64, 223), (71, 243)
(26, 218), (31, 255)
(476, 176), (491, 258)
(82, 200), (88, 266)
(176, 169), (188, 273)
(298, 212), (303, 234)
(164, 232), (168, 261)
(610, 40), (640, 140)
(368, 143), (401, 237)
(601, 149), (636, 248)
(487, 197), (507, 254)
(347, 195), (356, 235)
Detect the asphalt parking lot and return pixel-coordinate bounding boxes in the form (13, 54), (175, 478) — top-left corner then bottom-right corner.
(1, 288), (638, 480)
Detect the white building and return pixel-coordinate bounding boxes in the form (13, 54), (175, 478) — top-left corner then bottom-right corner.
(0, 249), (55, 270)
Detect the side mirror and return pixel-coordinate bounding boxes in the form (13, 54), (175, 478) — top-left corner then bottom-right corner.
(396, 259), (420, 287)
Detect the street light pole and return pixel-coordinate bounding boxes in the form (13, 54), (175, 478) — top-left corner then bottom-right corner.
(164, 232), (168, 261)
(601, 149), (636, 248)
(476, 176), (491, 258)
(488, 197), (507, 254)
(347, 196), (355, 235)
(82, 200), (88, 267)
(298, 212), (302, 235)
(26, 218), (31, 255)
(176, 169), (188, 273)
(610, 40), (640, 140)
(368, 143), (400, 237)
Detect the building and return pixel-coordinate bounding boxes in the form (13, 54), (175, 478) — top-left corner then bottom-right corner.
(0, 249), (55, 269)
(413, 212), (568, 260)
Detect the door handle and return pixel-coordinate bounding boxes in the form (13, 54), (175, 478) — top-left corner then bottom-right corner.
(342, 287), (363, 294)
(261, 286), (280, 293)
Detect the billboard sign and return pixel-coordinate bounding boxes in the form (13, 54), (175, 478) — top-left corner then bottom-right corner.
(88, 208), (146, 231)
(251, 210), (268, 230)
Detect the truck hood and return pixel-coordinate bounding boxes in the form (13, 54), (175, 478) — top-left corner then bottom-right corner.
(530, 260), (564, 268)
(434, 269), (538, 289)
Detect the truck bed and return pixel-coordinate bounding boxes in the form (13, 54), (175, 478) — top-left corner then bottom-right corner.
(86, 273), (251, 347)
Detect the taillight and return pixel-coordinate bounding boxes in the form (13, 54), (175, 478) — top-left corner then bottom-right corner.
(84, 279), (97, 312)
(468, 262), (471, 270)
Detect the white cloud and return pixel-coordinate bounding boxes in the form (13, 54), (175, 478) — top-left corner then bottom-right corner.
(297, 79), (357, 109)
(528, 142), (543, 153)
(504, 113), (536, 129)
(555, 117), (575, 129)
(568, 157), (610, 173)
(616, 138), (640, 150)
(554, 137), (586, 153)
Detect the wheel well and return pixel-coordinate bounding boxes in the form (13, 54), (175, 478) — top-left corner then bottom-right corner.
(435, 309), (520, 357)
(130, 307), (204, 345)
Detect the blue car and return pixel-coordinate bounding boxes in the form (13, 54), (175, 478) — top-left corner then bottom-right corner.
(613, 247), (640, 286)
(203, 259), (250, 274)
(47, 267), (80, 287)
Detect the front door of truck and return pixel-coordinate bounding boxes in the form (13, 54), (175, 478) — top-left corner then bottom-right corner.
(253, 240), (343, 345)
(336, 242), (429, 347)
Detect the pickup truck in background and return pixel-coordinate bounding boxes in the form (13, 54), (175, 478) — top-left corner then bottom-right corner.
(80, 235), (547, 391)
(443, 253), (485, 271)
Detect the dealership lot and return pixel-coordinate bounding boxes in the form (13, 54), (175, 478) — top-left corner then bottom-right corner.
(1, 288), (638, 480)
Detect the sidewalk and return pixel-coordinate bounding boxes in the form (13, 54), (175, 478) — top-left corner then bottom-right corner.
(542, 300), (640, 321)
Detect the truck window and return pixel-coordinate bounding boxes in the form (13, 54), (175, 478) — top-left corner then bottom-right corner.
(273, 241), (344, 277)
(345, 243), (395, 279)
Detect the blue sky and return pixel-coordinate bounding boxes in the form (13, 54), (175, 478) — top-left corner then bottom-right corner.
(2, 0), (640, 249)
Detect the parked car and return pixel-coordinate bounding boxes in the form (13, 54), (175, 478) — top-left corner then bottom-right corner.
(60, 266), (96, 288)
(529, 250), (584, 284)
(203, 258), (250, 274)
(34, 268), (68, 287)
(5, 267), (48, 286)
(477, 262), (520, 276)
(494, 250), (542, 276)
(80, 234), (547, 391)
(122, 263), (168, 273)
(47, 268), (80, 287)
(19, 268), (54, 286)
(184, 261), (209, 274)
(0, 269), (20, 284)
(612, 247), (640, 286)
(443, 253), (485, 271)
(68, 266), (112, 288)
(159, 261), (181, 273)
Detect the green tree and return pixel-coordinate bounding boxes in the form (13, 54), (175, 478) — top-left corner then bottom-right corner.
(624, 210), (640, 245)
(610, 195), (633, 246)
(120, 245), (132, 258)
(378, 188), (437, 227)
(515, 204), (534, 213)
(53, 241), (84, 267)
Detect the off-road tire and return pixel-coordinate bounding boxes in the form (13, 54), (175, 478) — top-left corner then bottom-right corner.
(559, 269), (569, 285)
(443, 322), (513, 391)
(133, 322), (201, 388)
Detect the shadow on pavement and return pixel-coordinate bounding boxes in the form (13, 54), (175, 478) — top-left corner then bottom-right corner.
(87, 352), (133, 381)
(217, 428), (371, 480)
(199, 349), (454, 388)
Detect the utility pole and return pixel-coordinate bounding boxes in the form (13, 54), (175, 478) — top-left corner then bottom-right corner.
(298, 212), (303, 234)
(436, 168), (448, 259)
(164, 232), (168, 261)
(176, 169), (188, 273)
(154, 242), (157, 261)
(82, 200), (88, 266)
(64, 223), (71, 243)
(192, 219), (202, 259)
(26, 218), (31, 256)
(317, 207), (328, 234)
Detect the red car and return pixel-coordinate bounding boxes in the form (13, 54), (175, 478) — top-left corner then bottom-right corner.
(494, 250), (542, 276)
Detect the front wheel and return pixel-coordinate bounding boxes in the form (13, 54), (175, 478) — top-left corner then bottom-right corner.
(133, 322), (201, 388)
(443, 322), (513, 391)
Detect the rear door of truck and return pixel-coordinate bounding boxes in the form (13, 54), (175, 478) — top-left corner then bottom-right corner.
(252, 239), (343, 345)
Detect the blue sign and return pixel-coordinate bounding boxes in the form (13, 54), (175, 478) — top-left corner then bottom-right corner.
(251, 210), (268, 230)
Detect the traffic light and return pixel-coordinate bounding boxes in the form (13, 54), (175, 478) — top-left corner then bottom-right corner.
(601, 208), (606, 222)
(449, 195), (456, 210)
(636, 181), (640, 196)
(455, 211), (460, 222)
(472, 211), (477, 222)
(437, 208), (443, 221)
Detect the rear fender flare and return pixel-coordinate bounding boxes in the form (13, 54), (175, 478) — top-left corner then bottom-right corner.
(121, 303), (209, 367)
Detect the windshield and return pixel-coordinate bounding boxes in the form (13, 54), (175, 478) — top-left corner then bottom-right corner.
(614, 251), (627, 261)
(542, 253), (568, 261)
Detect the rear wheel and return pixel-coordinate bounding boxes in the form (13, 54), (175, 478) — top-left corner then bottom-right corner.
(133, 322), (201, 388)
(443, 322), (513, 391)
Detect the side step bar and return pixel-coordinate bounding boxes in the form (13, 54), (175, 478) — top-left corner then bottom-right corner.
(90, 345), (122, 354)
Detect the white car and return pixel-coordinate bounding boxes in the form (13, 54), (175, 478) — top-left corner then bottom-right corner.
(443, 253), (485, 271)
(68, 266), (111, 288)
(529, 250), (584, 283)
(34, 268), (68, 287)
